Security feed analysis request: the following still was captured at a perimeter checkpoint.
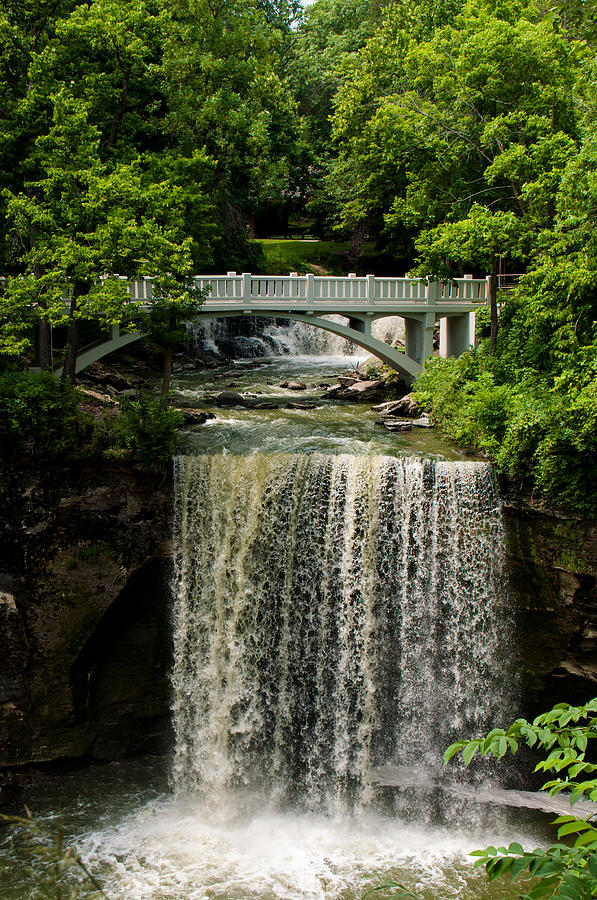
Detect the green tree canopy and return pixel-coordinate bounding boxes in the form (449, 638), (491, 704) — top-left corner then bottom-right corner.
(325, 1), (582, 275)
(162, 0), (306, 266)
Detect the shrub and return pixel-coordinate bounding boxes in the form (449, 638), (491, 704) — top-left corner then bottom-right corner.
(95, 394), (184, 469)
(413, 355), (597, 516)
(0, 371), (89, 461)
(446, 698), (597, 899)
(532, 384), (597, 514)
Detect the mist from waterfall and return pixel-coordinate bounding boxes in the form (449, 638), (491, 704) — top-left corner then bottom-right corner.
(171, 454), (513, 817)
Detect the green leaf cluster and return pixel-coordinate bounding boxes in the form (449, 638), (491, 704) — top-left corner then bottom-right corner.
(0, 371), (89, 460)
(0, 0), (306, 366)
(322, 0), (580, 256)
(414, 351), (597, 515)
(296, 0), (596, 513)
(0, 370), (185, 471)
(445, 699), (597, 898)
(94, 393), (184, 469)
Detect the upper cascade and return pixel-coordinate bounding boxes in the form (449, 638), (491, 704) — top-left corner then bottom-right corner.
(190, 314), (406, 358)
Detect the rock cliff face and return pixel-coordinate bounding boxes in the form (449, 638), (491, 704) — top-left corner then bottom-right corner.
(503, 495), (597, 715)
(0, 462), (596, 770)
(0, 463), (173, 767)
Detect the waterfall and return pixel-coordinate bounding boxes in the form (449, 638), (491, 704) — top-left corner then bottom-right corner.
(191, 316), (405, 358)
(171, 454), (512, 817)
(191, 316), (356, 357)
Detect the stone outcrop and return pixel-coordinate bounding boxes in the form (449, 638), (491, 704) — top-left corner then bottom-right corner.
(0, 463), (173, 767)
(375, 418), (412, 432)
(502, 494), (597, 715)
(372, 394), (420, 418)
(321, 379), (386, 402)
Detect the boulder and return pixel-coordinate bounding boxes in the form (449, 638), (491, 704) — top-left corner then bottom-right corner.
(252, 401), (281, 409)
(180, 409), (211, 425)
(320, 383), (344, 400)
(280, 381), (307, 391)
(342, 379), (386, 401)
(286, 402), (317, 410)
(412, 414), (432, 428)
(380, 418), (412, 432)
(215, 391), (246, 407)
(371, 393), (419, 417)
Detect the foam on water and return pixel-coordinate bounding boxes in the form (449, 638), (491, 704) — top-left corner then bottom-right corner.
(79, 794), (529, 900)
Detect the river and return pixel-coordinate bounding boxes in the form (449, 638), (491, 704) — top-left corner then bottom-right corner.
(0, 352), (553, 899)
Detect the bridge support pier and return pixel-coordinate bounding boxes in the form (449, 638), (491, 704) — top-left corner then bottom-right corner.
(404, 313), (435, 367)
(348, 315), (372, 338)
(439, 312), (475, 359)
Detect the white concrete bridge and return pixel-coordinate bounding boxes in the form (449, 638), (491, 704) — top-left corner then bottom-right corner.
(60, 272), (489, 380)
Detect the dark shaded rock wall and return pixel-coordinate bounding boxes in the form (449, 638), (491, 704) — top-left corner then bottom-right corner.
(503, 496), (597, 715)
(0, 463), (173, 767)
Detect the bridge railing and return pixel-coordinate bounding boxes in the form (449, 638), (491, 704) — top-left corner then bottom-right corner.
(127, 273), (488, 305)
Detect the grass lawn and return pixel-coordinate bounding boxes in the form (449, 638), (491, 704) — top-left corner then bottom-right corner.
(255, 239), (377, 275)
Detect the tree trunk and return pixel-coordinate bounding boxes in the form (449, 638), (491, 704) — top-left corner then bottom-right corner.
(161, 347), (173, 403)
(61, 282), (90, 383)
(489, 256), (498, 354)
(32, 251), (52, 370)
(36, 319), (52, 371)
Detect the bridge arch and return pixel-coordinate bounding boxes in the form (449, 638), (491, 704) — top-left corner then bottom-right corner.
(54, 311), (425, 380)
(194, 310), (423, 379)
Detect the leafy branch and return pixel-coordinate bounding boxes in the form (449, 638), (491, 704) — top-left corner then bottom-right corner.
(1, 806), (111, 899)
(445, 699), (597, 899)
